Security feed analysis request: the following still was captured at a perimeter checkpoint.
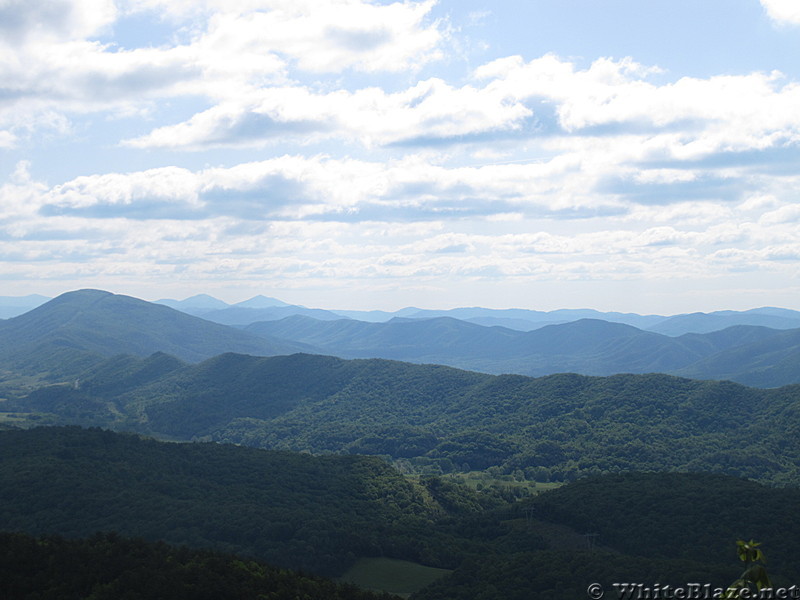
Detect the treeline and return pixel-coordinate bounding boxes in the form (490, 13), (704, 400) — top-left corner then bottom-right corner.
(0, 531), (398, 600)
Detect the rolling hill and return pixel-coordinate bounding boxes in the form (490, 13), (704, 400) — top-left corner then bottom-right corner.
(0, 531), (395, 600)
(676, 327), (800, 387)
(201, 304), (348, 326)
(147, 293), (800, 335)
(647, 307), (800, 336)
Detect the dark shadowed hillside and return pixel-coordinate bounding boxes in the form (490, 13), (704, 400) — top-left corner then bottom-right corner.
(0, 531), (397, 600)
(416, 472), (800, 600)
(0, 426), (498, 577)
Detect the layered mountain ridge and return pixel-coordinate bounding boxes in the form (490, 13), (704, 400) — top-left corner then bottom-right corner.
(2, 289), (799, 387)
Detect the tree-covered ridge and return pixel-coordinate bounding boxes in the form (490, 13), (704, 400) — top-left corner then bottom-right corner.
(9, 352), (798, 484)
(0, 531), (400, 600)
(0, 426), (504, 577)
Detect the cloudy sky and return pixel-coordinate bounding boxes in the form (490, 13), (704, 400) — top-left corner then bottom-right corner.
(1, 0), (799, 313)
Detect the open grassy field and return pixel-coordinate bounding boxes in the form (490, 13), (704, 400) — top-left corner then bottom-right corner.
(339, 557), (453, 598)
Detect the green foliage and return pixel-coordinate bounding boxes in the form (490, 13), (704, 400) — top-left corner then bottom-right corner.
(723, 540), (773, 598)
(412, 550), (735, 600)
(414, 477), (800, 600)
(339, 558), (452, 597)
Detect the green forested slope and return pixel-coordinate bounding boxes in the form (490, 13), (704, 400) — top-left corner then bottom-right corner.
(7, 352), (800, 485)
(528, 472), (800, 569)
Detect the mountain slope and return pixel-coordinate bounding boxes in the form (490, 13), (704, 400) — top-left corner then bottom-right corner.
(154, 293), (230, 315)
(400, 307), (666, 330)
(0, 289), (309, 376)
(8, 428), (800, 600)
(0, 531), (395, 600)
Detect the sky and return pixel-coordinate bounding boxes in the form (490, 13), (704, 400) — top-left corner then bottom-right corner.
(1, 0), (799, 313)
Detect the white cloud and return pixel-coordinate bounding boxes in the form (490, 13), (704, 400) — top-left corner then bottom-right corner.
(475, 55), (800, 158)
(118, 50), (800, 182)
(0, 130), (18, 148)
(760, 0), (800, 25)
(0, 0), (117, 43)
(123, 77), (533, 149)
(2, 1), (800, 309)
(198, 0), (443, 73)
(0, 0), (446, 143)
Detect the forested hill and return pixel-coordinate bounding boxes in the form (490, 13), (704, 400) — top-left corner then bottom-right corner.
(8, 352), (800, 485)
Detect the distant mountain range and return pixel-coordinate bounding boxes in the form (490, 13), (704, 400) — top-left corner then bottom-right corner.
(3, 292), (800, 336)
(1, 289), (799, 387)
(0, 294), (50, 319)
(245, 315), (800, 387)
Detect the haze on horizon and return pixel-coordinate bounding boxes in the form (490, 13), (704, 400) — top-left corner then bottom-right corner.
(1, 0), (799, 314)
